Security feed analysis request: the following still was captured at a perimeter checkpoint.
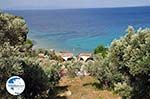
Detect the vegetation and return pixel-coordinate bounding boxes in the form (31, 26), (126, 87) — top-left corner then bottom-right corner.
(0, 13), (60, 99)
(0, 12), (149, 99)
(91, 26), (150, 99)
(0, 43), (61, 99)
(94, 45), (108, 57)
(0, 12), (28, 45)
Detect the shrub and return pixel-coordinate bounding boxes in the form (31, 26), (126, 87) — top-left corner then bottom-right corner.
(36, 48), (64, 62)
(23, 39), (33, 49)
(94, 45), (108, 57)
(0, 12), (61, 98)
(62, 61), (83, 77)
(0, 58), (24, 98)
(0, 12), (28, 45)
(114, 82), (132, 99)
(108, 26), (150, 98)
(0, 43), (60, 99)
(22, 61), (49, 99)
(95, 26), (150, 99)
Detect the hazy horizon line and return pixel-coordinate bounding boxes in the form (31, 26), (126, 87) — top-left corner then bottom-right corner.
(2, 5), (150, 11)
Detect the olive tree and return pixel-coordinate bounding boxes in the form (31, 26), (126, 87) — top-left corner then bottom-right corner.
(95, 26), (150, 99)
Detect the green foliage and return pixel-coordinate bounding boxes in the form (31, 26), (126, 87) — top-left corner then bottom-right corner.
(0, 43), (60, 99)
(1, 11), (150, 99)
(108, 27), (150, 98)
(0, 59), (24, 98)
(23, 39), (33, 49)
(0, 12), (28, 45)
(94, 45), (108, 57)
(94, 26), (150, 99)
(36, 48), (63, 62)
(0, 12), (61, 99)
(61, 61), (83, 77)
(89, 56), (126, 89)
(49, 51), (64, 62)
(24, 39), (32, 45)
(22, 62), (49, 99)
(44, 66), (60, 87)
(85, 54), (103, 76)
(114, 82), (132, 99)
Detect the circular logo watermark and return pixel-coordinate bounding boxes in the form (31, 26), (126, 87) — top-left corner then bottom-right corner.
(6, 76), (25, 95)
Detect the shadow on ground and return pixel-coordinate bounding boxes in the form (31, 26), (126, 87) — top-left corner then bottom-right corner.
(48, 85), (69, 99)
(83, 82), (102, 89)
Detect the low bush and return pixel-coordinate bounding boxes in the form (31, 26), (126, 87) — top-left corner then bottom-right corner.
(94, 45), (108, 57)
(0, 43), (60, 99)
(94, 27), (150, 99)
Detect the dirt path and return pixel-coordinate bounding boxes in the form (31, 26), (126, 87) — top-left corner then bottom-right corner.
(55, 76), (121, 99)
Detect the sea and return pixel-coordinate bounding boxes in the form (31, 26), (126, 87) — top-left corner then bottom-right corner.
(5, 6), (150, 54)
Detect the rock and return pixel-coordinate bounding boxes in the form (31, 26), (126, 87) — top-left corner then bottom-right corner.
(65, 90), (72, 96)
(58, 90), (72, 97)
(0, 12), (28, 45)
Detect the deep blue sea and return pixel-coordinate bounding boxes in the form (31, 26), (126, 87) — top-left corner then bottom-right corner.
(5, 6), (150, 53)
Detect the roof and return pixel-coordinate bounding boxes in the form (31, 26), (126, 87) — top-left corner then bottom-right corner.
(78, 53), (92, 57)
(60, 52), (73, 57)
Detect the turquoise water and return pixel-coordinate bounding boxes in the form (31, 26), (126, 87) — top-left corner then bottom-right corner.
(6, 6), (150, 53)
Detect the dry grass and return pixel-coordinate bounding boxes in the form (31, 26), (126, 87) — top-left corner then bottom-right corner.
(55, 76), (121, 99)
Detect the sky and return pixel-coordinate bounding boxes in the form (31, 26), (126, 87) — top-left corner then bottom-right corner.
(0, 0), (150, 10)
